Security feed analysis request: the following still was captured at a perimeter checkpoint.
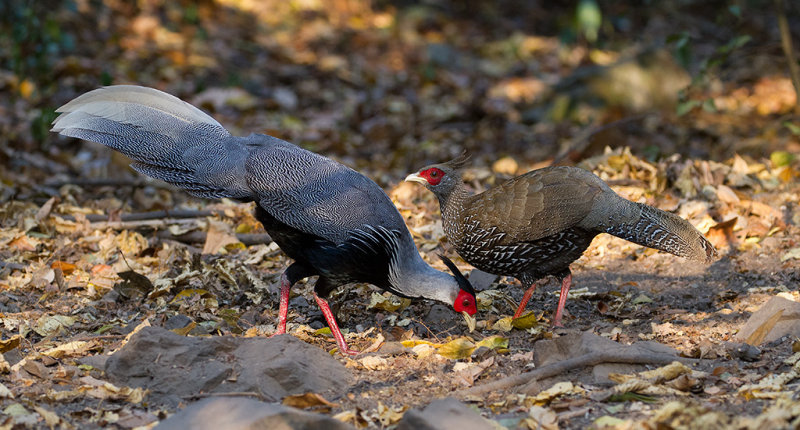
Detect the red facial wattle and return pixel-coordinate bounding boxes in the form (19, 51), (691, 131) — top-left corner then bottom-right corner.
(420, 167), (445, 186)
(454, 289), (477, 315)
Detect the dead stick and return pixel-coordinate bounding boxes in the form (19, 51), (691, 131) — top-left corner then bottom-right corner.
(460, 351), (698, 397)
(88, 218), (204, 230)
(157, 231), (272, 246)
(776, 0), (800, 111)
(56, 209), (221, 223)
(44, 178), (154, 188)
(182, 392), (267, 401)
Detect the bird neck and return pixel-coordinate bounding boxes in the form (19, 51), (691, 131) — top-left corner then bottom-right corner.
(387, 242), (459, 306)
(437, 183), (471, 238)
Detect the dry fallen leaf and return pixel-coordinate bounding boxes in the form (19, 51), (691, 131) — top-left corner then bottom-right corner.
(42, 341), (93, 359)
(359, 355), (389, 371)
(0, 335), (21, 354)
(282, 392), (338, 411)
(202, 219), (240, 255)
(34, 315), (76, 337)
(705, 218), (737, 250)
(525, 405), (558, 430)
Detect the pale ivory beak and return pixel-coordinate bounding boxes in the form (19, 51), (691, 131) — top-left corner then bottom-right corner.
(404, 173), (426, 184)
(462, 311), (476, 333)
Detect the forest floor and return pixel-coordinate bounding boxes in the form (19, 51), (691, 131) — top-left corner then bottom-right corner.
(1, 1), (799, 428)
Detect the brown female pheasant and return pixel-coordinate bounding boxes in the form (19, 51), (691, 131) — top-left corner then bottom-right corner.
(406, 154), (716, 326)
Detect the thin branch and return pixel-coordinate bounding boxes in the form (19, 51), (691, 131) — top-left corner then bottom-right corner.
(56, 209), (222, 223)
(182, 392), (268, 401)
(43, 178), (154, 188)
(0, 261), (28, 271)
(459, 351), (699, 397)
(156, 231), (273, 246)
(776, 0), (800, 112)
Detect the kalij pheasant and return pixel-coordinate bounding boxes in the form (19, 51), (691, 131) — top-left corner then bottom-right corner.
(406, 154), (715, 327)
(51, 86), (477, 355)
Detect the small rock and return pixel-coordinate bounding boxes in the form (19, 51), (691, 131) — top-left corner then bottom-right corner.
(534, 331), (681, 385)
(467, 270), (499, 292)
(396, 397), (494, 430)
(105, 327), (352, 407)
(272, 87), (298, 111)
(154, 397), (353, 430)
(164, 314), (193, 330)
(735, 296), (800, 345)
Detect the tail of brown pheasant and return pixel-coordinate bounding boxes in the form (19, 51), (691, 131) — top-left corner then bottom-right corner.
(603, 202), (716, 262)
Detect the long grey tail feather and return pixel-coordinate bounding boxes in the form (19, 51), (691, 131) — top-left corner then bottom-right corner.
(51, 85), (252, 200)
(605, 202), (717, 262)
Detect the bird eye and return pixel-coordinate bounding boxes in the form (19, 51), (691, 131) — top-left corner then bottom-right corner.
(462, 299), (471, 307)
(430, 170), (438, 177)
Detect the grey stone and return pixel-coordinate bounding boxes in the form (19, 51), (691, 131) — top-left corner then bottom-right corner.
(533, 331), (680, 384)
(105, 326), (352, 407)
(397, 397), (494, 430)
(154, 397), (353, 430)
(467, 270), (499, 292)
(735, 296), (800, 345)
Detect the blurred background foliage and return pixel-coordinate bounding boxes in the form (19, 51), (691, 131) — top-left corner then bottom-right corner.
(0, 0), (798, 186)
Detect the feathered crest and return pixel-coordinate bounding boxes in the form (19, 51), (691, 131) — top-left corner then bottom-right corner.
(443, 151), (471, 170)
(439, 255), (475, 295)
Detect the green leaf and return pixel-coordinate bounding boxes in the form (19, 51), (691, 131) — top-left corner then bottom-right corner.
(315, 327), (332, 336)
(511, 312), (539, 329)
(475, 335), (509, 350)
(771, 151), (795, 167)
(577, 0), (602, 43)
(676, 100), (700, 116)
(782, 121), (800, 136)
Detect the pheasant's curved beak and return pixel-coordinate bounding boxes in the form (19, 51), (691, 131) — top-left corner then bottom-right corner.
(404, 173), (426, 184)
(462, 311), (476, 333)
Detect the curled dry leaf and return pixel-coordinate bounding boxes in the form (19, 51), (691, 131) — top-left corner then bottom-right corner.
(282, 392), (338, 411)
(359, 355), (389, 371)
(452, 356), (495, 387)
(532, 381), (584, 405)
(0, 382), (14, 399)
(34, 315), (76, 337)
(42, 340), (94, 359)
(705, 218), (738, 250)
(202, 219), (240, 255)
(525, 405), (558, 430)
(367, 292), (410, 312)
(609, 361), (694, 384)
(0, 335), (21, 354)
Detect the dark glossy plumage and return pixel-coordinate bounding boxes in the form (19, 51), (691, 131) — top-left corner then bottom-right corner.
(52, 86), (477, 355)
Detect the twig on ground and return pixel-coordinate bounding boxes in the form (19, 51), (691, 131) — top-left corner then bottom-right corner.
(459, 351), (699, 397)
(156, 231), (272, 246)
(56, 209), (221, 223)
(182, 392), (268, 401)
(775, 0), (800, 112)
(0, 261), (28, 271)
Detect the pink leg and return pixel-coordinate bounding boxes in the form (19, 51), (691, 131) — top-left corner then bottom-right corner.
(552, 273), (572, 327)
(313, 293), (359, 356)
(513, 282), (539, 319)
(269, 272), (291, 337)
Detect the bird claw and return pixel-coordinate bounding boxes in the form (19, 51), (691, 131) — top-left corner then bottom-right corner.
(337, 347), (360, 356)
